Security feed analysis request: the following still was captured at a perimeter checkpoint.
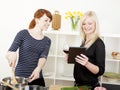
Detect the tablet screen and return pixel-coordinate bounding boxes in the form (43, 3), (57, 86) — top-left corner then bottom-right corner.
(68, 47), (86, 64)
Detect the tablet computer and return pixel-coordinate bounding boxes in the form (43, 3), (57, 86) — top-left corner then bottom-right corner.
(68, 47), (86, 64)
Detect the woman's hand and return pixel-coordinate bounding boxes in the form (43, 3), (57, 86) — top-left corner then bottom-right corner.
(75, 54), (89, 66)
(8, 58), (16, 68)
(75, 54), (99, 74)
(65, 54), (69, 62)
(28, 66), (40, 82)
(6, 51), (17, 68)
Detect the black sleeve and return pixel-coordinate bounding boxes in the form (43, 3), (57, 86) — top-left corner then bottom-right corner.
(95, 39), (105, 76)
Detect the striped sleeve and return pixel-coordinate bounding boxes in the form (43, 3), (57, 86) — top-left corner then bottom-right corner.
(9, 30), (24, 51)
(39, 37), (51, 59)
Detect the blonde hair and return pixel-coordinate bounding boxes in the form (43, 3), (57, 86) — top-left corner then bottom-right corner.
(79, 11), (100, 48)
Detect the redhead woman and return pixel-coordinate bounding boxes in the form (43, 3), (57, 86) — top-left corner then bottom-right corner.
(6, 9), (52, 86)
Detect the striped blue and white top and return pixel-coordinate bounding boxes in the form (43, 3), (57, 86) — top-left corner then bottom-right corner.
(8, 29), (51, 78)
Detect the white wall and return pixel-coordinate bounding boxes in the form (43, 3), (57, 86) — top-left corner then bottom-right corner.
(0, 0), (120, 80)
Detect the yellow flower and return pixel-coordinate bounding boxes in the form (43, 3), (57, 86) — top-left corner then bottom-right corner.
(65, 11), (83, 30)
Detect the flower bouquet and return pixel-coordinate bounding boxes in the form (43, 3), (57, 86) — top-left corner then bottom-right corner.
(65, 11), (83, 31)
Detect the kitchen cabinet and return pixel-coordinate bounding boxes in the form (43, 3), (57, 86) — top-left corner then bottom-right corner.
(43, 30), (80, 87)
(100, 33), (120, 85)
(43, 30), (120, 87)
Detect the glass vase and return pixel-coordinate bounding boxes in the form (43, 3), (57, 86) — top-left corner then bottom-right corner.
(71, 22), (79, 31)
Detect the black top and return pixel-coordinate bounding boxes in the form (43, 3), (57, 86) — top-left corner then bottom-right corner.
(74, 38), (105, 86)
(8, 29), (51, 78)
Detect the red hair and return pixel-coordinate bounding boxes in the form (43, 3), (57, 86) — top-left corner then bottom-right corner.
(29, 9), (52, 29)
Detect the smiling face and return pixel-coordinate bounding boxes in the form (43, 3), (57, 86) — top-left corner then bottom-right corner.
(82, 17), (96, 36)
(37, 14), (51, 31)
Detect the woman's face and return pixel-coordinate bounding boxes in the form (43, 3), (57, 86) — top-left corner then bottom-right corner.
(82, 17), (96, 35)
(38, 14), (51, 30)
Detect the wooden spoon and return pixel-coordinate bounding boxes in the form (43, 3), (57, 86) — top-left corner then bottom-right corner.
(2, 81), (18, 90)
(11, 68), (18, 84)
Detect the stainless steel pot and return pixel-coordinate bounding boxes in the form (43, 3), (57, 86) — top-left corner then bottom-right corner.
(0, 82), (12, 90)
(0, 84), (48, 90)
(1, 77), (48, 90)
(1, 76), (29, 90)
(2, 76), (28, 85)
(23, 85), (48, 90)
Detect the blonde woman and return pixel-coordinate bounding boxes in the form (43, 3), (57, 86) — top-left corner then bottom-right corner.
(73, 11), (105, 90)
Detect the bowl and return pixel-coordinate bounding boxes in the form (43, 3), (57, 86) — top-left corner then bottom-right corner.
(112, 55), (120, 60)
(111, 52), (120, 60)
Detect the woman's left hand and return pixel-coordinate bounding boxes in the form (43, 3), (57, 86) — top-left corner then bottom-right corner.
(75, 54), (89, 66)
(28, 67), (40, 82)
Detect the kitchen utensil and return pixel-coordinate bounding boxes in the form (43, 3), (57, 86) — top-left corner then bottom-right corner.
(11, 68), (18, 84)
(1, 81), (18, 90)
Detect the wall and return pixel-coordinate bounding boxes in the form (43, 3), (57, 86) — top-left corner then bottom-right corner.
(0, 0), (120, 80)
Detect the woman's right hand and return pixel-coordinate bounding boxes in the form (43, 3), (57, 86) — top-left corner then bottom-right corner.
(8, 58), (16, 68)
(6, 51), (17, 68)
(65, 54), (69, 62)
